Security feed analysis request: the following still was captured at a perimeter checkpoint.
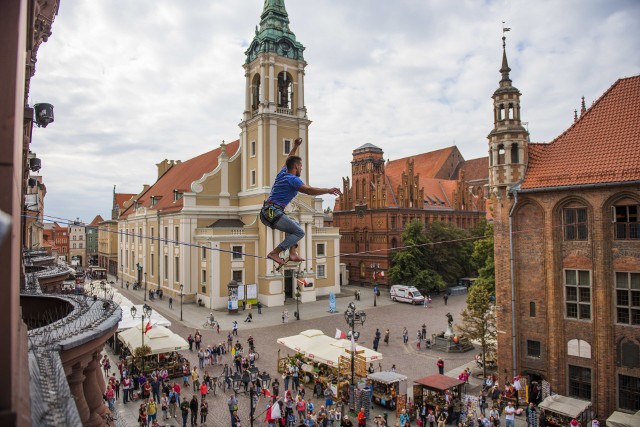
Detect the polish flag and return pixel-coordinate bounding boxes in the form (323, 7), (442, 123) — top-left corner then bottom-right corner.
(335, 329), (346, 339)
(144, 321), (152, 334)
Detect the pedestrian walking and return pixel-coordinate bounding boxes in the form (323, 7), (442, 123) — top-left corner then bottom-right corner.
(402, 327), (409, 344)
(169, 296), (173, 308)
(384, 329), (390, 345)
(257, 300), (262, 314)
(200, 400), (209, 425)
(443, 293), (449, 305)
(189, 395), (199, 426)
(437, 358), (444, 375)
(232, 320), (238, 336)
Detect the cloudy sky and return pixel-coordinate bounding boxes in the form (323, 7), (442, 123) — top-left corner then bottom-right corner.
(30, 0), (640, 224)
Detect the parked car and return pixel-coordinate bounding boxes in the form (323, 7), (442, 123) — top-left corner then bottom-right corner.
(389, 285), (425, 305)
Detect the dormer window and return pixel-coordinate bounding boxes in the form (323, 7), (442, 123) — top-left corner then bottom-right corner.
(134, 200), (140, 209)
(151, 196), (157, 207)
(173, 190), (183, 202)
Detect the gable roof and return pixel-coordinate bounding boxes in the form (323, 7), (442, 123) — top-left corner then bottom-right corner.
(121, 140), (241, 217)
(452, 156), (489, 182)
(385, 146), (457, 183)
(114, 193), (136, 210)
(89, 215), (104, 226)
(522, 76), (640, 189)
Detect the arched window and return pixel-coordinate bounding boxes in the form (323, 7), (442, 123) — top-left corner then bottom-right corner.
(511, 143), (519, 163)
(507, 103), (514, 119)
(530, 301), (536, 317)
(618, 339), (640, 368)
(277, 72), (293, 109)
(567, 339), (591, 359)
(362, 180), (367, 201)
(251, 74), (261, 110)
(391, 238), (397, 249)
(498, 144), (505, 165)
(355, 180), (360, 200)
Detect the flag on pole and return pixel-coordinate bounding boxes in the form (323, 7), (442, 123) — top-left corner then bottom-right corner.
(144, 321), (152, 334)
(335, 329), (346, 339)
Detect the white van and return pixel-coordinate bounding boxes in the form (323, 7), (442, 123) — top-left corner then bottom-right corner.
(390, 285), (425, 305)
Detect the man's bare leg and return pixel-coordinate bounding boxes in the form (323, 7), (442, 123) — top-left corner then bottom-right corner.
(267, 249), (286, 266)
(288, 244), (305, 262)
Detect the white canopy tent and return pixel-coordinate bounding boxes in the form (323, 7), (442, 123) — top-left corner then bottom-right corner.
(606, 410), (640, 427)
(117, 304), (171, 331)
(277, 329), (383, 367)
(118, 324), (188, 355)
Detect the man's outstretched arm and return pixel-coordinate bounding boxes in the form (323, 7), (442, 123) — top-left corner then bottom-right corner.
(298, 184), (341, 196)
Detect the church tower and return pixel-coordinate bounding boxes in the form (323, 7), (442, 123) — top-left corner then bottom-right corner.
(488, 34), (529, 200)
(239, 0), (311, 203)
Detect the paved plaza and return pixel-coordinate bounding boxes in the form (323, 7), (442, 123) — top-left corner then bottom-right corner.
(102, 278), (526, 426)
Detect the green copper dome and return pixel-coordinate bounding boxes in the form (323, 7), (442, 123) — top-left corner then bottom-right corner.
(245, 0), (305, 63)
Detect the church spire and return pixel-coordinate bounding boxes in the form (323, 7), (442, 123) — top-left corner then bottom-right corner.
(245, 0), (305, 64)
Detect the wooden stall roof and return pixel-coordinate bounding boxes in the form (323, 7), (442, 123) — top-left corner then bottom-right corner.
(414, 374), (464, 391)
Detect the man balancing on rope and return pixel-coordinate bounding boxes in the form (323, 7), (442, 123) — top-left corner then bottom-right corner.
(260, 137), (341, 267)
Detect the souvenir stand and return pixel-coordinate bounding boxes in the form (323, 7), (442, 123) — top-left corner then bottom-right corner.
(606, 410), (640, 427)
(538, 395), (593, 427)
(118, 324), (190, 377)
(367, 371), (408, 414)
(413, 374), (465, 414)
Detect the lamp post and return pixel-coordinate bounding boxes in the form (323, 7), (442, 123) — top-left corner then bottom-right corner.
(120, 265), (123, 288)
(295, 283), (301, 320)
(131, 304), (152, 374)
(136, 262), (143, 295)
(144, 272), (148, 301)
(344, 302), (367, 387)
(179, 284), (184, 321)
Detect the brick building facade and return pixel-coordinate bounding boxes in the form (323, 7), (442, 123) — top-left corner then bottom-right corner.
(491, 36), (640, 417)
(332, 143), (488, 287)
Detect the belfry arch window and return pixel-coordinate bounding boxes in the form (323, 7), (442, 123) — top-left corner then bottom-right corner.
(355, 180), (360, 200)
(497, 103), (505, 121)
(511, 143), (519, 163)
(507, 103), (515, 119)
(497, 144), (505, 165)
(251, 74), (261, 110)
(277, 72), (293, 109)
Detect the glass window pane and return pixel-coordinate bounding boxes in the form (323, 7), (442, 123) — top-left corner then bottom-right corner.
(629, 205), (638, 221)
(579, 270), (590, 286)
(565, 209), (575, 224)
(567, 303), (578, 318)
(631, 273), (640, 290)
(616, 206), (628, 222)
(631, 291), (640, 307)
(565, 225), (576, 240)
(578, 224), (588, 240)
(566, 270), (577, 285)
(617, 290), (630, 306)
(577, 208), (587, 223)
(579, 304), (591, 320)
(618, 307), (630, 324)
(631, 309), (640, 325)
(631, 223), (640, 239)
(579, 287), (590, 302)
(617, 272), (629, 288)
(567, 287), (578, 301)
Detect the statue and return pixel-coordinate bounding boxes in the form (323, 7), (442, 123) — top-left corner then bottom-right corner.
(446, 312), (453, 328)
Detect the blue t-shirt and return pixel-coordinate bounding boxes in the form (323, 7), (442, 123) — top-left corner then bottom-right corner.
(268, 166), (304, 207)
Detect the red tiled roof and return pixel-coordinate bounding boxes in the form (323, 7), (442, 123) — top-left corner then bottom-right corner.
(414, 374), (465, 391)
(385, 146), (456, 185)
(522, 76), (640, 189)
(453, 157), (489, 182)
(115, 193), (136, 210)
(89, 215), (104, 226)
(121, 140), (241, 217)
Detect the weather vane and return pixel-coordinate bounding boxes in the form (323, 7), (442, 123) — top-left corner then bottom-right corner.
(502, 22), (511, 47)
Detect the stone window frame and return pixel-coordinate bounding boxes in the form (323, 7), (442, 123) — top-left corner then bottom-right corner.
(231, 245), (244, 261)
(316, 243), (326, 258)
(316, 264), (326, 279)
(564, 269), (592, 321)
(614, 271), (640, 326)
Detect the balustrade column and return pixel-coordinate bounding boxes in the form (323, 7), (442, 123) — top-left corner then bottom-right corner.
(84, 351), (108, 426)
(69, 360), (90, 423)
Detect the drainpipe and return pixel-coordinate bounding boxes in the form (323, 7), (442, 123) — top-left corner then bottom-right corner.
(157, 209), (161, 290)
(508, 188), (519, 378)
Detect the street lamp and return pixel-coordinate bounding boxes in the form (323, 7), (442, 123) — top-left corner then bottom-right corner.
(344, 302), (367, 387)
(179, 284), (184, 321)
(144, 272), (148, 301)
(295, 283), (301, 320)
(130, 304), (152, 374)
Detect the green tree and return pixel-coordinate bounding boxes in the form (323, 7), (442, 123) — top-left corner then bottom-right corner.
(456, 284), (496, 378)
(471, 223), (495, 294)
(424, 221), (475, 284)
(388, 220), (430, 288)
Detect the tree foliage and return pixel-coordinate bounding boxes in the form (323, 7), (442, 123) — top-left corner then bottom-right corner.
(390, 220), (482, 292)
(457, 284), (497, 377)
(471, 222), (495, 294)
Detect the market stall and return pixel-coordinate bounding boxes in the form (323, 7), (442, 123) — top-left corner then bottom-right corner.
(413, 374), (465, 413)
(368, 371), (408, 412)
(606, 410), (640, 427)
(538, 395), (593, 427)
(118, 324), (189, 377)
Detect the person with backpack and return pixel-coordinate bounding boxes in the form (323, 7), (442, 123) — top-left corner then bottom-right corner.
(168, 390), (178, 419)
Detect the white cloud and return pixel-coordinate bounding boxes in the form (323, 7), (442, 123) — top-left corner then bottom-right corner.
(29, 0), (640, 223)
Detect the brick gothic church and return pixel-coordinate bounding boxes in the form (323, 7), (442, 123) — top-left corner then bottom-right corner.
(491, 36), (640, 417)
(332, 143), (488, 287)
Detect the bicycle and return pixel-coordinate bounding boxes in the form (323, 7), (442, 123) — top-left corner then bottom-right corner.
(202, 318), (218, 329)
